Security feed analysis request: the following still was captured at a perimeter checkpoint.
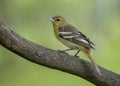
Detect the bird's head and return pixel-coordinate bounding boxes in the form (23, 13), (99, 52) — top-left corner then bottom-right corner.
(49, 15), (68, 27)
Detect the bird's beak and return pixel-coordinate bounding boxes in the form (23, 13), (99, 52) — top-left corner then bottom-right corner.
(49, 17), (54, 22)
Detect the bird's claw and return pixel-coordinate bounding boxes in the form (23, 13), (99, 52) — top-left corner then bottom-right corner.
(74, 55), (79, 58)
(58, 50), (66, 52)
(58, 50), (68, 55)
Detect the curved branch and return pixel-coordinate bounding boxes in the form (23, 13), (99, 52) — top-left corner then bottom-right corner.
(0, 18), (120, 86)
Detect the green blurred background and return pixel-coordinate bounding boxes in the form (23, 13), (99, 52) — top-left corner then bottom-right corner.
(0, 0), (120, 86)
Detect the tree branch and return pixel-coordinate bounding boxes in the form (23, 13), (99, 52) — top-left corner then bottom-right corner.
(0, 18), (120, 86)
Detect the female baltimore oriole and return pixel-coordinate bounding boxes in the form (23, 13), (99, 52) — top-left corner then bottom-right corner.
(49, 15), (101, 75)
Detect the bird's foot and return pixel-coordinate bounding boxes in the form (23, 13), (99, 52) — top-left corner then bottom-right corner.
(58, 50), (66, 52)
(74, 55), (79, 58)
(58, 50), (69, 55)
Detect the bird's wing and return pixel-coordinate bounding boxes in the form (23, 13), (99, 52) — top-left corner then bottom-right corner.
(59, 24), (95, 49)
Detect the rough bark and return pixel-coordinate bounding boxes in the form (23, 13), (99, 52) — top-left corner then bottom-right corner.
(0, 18), (120, 86)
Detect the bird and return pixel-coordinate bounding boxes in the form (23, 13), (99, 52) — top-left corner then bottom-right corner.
(49, 15), (101, 75)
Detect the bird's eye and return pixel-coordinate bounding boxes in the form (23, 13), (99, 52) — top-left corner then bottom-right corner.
(56, 19), (60, 21)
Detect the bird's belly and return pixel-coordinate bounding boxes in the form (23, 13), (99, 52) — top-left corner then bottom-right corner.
(58, 37), (80, 49)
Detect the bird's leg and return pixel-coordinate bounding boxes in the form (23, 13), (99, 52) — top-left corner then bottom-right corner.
(74, 50), (80, 57)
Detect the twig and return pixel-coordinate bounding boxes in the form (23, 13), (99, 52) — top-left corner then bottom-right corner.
(0, 18), (120, 86)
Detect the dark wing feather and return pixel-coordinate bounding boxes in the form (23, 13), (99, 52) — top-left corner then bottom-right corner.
(59, 24), (95, 49)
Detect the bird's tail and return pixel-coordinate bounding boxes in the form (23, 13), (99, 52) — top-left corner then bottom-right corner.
(88, 55), (101, 75)
(84, 49), (102, 75)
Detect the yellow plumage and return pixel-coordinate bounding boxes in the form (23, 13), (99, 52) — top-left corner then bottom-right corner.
(49, 15), (101, 75)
